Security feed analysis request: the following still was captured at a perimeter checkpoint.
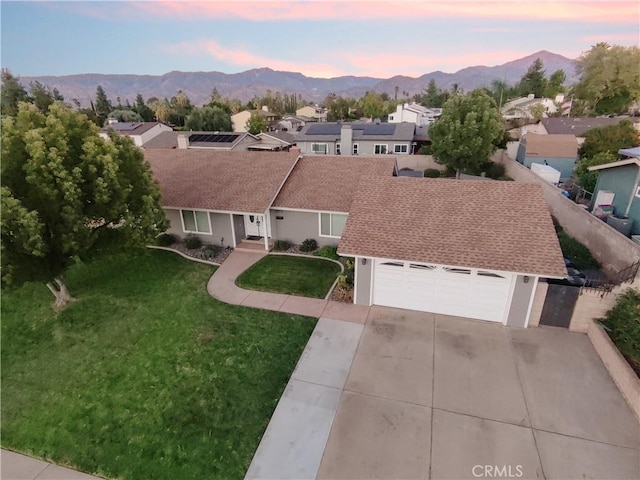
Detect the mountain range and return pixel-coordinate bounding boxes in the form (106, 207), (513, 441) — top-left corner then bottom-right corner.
(18, 51), (577, 107)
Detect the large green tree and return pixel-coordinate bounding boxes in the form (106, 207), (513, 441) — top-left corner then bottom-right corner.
(574, 43), (640, 115)
(429, 89), (503, 178)
(94, 85), (112, 126)
(578, 119), (639, 159)
(576, 151), (617, 192)
(1, 103), (167, 308)
(422, 79), (449, 108)
(185, 106), (232, 132)
(361, 91), (387, 120)
(518, 58), (547, 97)
(1, 69), (30, 116)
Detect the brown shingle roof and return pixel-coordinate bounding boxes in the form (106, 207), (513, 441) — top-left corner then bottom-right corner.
(145, 150), (299, 213)
(338, 177), (566, 277)
(272, 156), (397, 212)
(524, 133), (578, 158)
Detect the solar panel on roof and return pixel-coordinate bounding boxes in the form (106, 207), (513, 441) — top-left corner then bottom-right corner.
(189, 133), (240, 143)
(306, 124), (342, 135)
(362, 124), (395, 135)
(111, 123), (141, 132)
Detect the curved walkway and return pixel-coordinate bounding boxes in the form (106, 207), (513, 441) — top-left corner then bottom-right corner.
(207, 250), (371, 323)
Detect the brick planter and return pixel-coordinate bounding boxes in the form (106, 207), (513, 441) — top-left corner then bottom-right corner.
(587, 322), (640, 421)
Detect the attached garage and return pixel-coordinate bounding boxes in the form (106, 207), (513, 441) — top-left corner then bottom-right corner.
(372, 260), (514, 322)
(338, 177), (567, 327)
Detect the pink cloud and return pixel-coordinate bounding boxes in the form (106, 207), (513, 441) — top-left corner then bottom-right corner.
(166, 40), (344, 78)
(126, 1), (637, 24)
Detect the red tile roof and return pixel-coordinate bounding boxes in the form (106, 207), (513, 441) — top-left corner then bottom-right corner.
(145, 149), (299, 213)
(338, 177), (566, 277)
(273, 156), (397, 212)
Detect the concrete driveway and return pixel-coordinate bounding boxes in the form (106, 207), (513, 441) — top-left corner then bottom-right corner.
(318, 307), (639, 480)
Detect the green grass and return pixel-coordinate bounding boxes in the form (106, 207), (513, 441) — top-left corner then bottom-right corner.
(1, 250), (316, 480)
(236, 254), (341, 299)
(556, 227), (601, 270)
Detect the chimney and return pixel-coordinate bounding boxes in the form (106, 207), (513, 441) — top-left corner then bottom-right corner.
(177, 134), (189, 149)
(340, 124), (353, 155)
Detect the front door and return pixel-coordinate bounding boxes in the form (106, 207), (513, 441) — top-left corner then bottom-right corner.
(244, 215), (262, 237)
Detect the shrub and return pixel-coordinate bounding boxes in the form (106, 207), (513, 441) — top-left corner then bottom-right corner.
(156, 233), (177, 246)
(424, 168), (441, 178)
(201, 245), (220, 260)
(315, 245), (338, 260)
(600, 289), (640, 374)
(555, 226), (600, 270)
(483, 162), (506, 180)
(272, 240), (292, 251)
(184, 234), (203, 250)
(418, 145), (431, 155)
(299, 238), (318, 253)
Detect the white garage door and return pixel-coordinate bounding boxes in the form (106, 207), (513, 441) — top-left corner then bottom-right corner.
(373, 260), (514, 322)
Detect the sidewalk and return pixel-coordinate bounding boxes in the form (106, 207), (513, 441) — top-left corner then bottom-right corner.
(1, 450), (103, 480)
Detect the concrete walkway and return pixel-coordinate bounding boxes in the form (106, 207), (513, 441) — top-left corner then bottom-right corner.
(207, 250), (371, 323)
(1, 450), (103, 480)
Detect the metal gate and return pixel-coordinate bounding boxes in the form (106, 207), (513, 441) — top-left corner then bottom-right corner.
(539, 284), (580, 328)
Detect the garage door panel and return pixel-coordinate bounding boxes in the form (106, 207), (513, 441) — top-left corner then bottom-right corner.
(373, 260), (513, 323)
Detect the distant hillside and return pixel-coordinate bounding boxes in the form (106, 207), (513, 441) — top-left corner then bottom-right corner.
(18, 50), (576, 107)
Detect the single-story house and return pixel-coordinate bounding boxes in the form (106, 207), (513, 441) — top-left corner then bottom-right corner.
(338, 177), (566, 325)
(99, 122), (173, 147)
(250, 131), (295, 151)
(178, 132), (260, 150)
(516, 133), (578, 180)
(295, 105), (327, 122)
(147, 149), (564, 326)
(540, 117), (630, 145)
(295, 122), (416, 156)
(589, 156), (640, 236)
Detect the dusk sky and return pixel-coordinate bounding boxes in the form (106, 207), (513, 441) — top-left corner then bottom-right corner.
(2, 1), (638, 79)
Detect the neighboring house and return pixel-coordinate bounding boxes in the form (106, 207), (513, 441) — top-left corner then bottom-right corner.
(144, 131), (290, 151)
(295, 122), (416, 155)
(99, 122), (173, 147)
(540, 117), (630, 145)
(177, 132), (260, 150)
(146, 150), (300, 251)
(296, 105), (327, 122)
(388, 103), (442, 125)
(270, 156), (397, 247)
(501, 95), (557, 120)
(253, 131), (295, 151)
(337, 177), (566, 325)
(231, 108), (279, 132)
(274, 115), (310, 132)
(516, 133), (578, 180)
(589, 155), (640, 235)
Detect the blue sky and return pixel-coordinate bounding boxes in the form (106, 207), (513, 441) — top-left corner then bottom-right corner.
(2, 1), (638, 78)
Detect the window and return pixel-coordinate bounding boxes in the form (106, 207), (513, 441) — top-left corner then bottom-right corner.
(311, 143), (328, 154)
(374, 144), (388, 154)
(181, 209), (211, 234)
(410, 263), (436, 270)
(443, 267), (471, 275)
(394, 144), (408, 153)
(478, 271), (505, 279)
(320, 213), (347, 237)
(352, 143), (359, 155)
(336, 143), (341, 155)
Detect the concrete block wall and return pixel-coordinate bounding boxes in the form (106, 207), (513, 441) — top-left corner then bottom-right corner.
(396, 155), (443, 171)
(587, 321), (640, 421)
(495, 151), (640, 277)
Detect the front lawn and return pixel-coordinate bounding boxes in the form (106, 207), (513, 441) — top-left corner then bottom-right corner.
(236, 254), (341, 299)
(1, 251), (316, 480)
